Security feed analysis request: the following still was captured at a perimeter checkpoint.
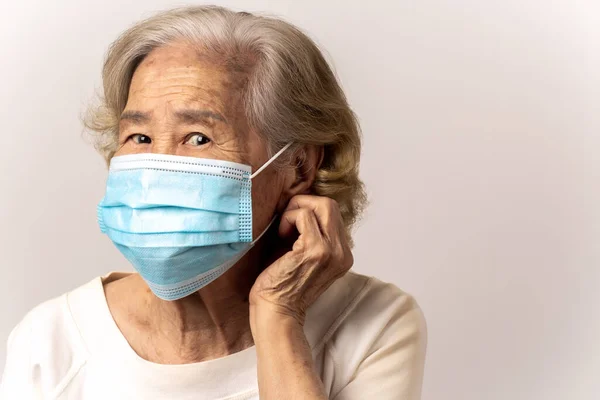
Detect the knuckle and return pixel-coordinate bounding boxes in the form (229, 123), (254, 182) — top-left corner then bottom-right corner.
(344, 251), (355, 269)
(334, 243), (353, 271)
(311, 242), (331, 263)
(332, 243), (345, 261)
(298, 208), (312, 219)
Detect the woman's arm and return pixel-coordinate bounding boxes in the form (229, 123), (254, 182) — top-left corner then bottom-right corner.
(250, 303), (328, 400)
(249, 195), (354, 400)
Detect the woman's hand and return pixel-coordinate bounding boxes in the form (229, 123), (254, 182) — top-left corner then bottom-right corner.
(249, 195), (352, 399)
(249, 194), (354, 327)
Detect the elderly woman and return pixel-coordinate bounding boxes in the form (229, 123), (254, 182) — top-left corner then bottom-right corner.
(0, 5), (426, 400)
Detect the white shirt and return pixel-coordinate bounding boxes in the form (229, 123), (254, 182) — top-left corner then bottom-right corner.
(0, 270), (427, 400)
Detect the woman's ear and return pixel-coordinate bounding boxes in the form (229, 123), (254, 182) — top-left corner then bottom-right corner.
(277, 145), (324, 210)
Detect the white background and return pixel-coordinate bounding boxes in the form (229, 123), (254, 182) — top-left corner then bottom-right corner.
(0, 1), (598, 399)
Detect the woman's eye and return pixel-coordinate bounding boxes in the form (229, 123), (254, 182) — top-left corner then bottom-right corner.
(185, 133), (211, 146)
(129, 134), (152, 144)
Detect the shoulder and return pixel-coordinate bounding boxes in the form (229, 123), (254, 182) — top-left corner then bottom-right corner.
(5, 290), (88, 365)
(307, 270), (426, 347)
(344, 272), (427, 361)
(0, 277), (103, 397)
(307, 270), (427, 399)
(345, 271), (426, 333)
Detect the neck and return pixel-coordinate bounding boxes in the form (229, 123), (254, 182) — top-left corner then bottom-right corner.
(106, 226), (287, 364)
(136, 237), (272, 363)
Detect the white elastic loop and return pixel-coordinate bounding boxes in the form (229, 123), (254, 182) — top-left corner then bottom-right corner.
(251, 214), (278, 245)
(250, 142), (293, 179)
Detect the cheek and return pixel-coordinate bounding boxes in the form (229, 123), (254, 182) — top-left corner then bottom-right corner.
(251, 170), (284, 236)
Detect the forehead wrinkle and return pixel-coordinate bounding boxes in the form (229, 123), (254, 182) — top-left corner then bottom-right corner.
(125, 43), (255, 149)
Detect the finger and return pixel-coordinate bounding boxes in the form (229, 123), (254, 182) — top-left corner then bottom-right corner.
(278, 207), (323, 243)
(285, 195), (342, 239)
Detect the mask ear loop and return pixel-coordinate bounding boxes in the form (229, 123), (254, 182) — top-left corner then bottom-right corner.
(250, 142), (293, 180)
(249, 142), (293, 244)
(250, 214), (279, 246)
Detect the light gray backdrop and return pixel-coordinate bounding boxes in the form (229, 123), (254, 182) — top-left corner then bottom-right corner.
(1, 1), (598, 399)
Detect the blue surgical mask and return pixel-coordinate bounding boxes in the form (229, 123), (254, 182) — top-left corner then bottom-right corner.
(97, 143), (292, 301)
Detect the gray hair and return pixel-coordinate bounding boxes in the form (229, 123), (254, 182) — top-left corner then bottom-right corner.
(84, 5), (367, 241)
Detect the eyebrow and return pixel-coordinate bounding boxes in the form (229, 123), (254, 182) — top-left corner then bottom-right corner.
(119, 110), (150, 124)
(119, 109), (227, 124)
(176, 109), (226, 124)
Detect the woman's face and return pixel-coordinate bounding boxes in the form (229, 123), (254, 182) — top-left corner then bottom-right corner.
(114, 41), (287, 238)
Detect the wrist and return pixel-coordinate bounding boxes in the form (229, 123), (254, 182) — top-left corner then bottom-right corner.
(249, 301), (305, 340)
